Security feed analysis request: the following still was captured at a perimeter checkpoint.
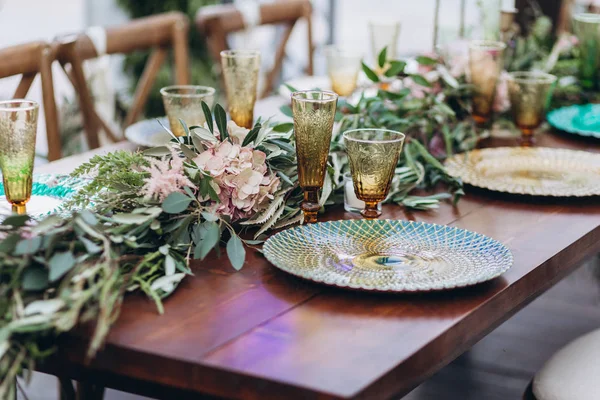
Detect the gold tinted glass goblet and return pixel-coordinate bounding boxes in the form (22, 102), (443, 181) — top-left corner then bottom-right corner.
(344, 129), (405, 219)
(507, 71), (557, 147)
(325, 46), (362, 97)
(0, 100), (39, 215)
(292, 90), (338, 224)
(468, 40), (506, 127)
(160, 85), (216, 137)
(221, 50), (260, 129)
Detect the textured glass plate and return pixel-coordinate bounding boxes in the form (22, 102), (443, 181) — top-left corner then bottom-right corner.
(547, 104), (600, 138)
(0, 174), (88, 220)
(124, 117), (171, 147)
(263, 219), (512, 292)
(445, 147), (600, 197)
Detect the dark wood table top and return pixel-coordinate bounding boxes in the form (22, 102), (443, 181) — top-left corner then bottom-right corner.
(40, 130), (600, 400)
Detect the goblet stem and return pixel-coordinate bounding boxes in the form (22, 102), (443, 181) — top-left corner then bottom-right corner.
(301, 189), (320, 224)
(519, 128), (535, 147)
(361, 201), (381, 219)
(12, 203), (26, 215)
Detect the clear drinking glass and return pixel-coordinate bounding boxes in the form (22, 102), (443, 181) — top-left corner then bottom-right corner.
(0, 100), (39, 214)
(507, 71), (557, 147)
(344, 129), (405, 219)
(325, 46), (362, 97)
(573, 13), (600, 90)
(220, 50), (260, 129)
(369, 21), (401, 75)
(468, 40), (506, 127)
(160, 85), (216, 137)
(292, 90), (338, 224)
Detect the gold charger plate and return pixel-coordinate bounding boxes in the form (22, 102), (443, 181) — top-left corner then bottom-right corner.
(445, 147), (600, 197)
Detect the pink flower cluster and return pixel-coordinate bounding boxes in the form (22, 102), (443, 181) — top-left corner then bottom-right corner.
(141, 147), (196, 202)
(194, 122), (280, 221)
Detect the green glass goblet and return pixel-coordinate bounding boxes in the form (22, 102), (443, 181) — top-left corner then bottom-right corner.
(0, 100), (39, 214)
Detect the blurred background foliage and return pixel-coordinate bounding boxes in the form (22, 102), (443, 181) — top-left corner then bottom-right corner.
(117, 0), (220, 117)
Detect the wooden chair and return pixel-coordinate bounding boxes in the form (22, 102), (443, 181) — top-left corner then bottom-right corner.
(195, 0), (314, 98)
(0, 41), (61, 161)
(52, 11), (190, 150)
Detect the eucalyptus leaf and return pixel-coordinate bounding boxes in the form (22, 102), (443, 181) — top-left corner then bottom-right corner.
(197, 221), (220, 259)
(162, 192), (192, 214)
(279, 105), (293, 117)
(165, 254), (176, 276)
(111, 213), (153, 225)
(384, 60), (407, 77)
(49, 251), (76, 282)
(242, 124), (261, 147)
(2, 214), (30, 227)
(179, 144), (197, 161)
(22, 266), (49, 291)
(226, 234), (245, 270)
(142, 146), (171, 157)
(14, 237), (42, 256)
(409, 74), (432, 88)
(80, 237), (102, 254)
(201, 211), (218, 222)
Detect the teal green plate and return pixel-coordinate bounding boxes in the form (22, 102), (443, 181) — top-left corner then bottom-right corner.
(0, 174), (88, 219)
(263, 219), (513, 292)
(547, 104), (600, 138)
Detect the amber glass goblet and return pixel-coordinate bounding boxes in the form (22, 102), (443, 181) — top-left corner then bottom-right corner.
(292, 90), (338, 224)
(507, 71), (557, 147)
(468, 40), (506, 127)
(160, 85), (216, 136)
(0, 100), (39, 215)
(325, 46), (362, 97)
(344, 129), (405, 219)
(220, 50), (260, 129)
(573, 13), (600, 90)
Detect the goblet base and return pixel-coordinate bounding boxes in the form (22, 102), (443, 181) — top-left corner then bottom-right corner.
(301, 189), (321, 224)
(361, 201), (382, 219)
(11, 202), (26, 215)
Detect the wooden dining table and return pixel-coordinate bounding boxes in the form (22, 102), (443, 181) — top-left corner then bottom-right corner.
(36, 100), (600, 399)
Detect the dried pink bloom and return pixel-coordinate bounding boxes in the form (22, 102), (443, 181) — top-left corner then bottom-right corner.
(141, 147), (197, 201)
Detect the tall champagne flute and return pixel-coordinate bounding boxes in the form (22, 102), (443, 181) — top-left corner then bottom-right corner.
(0, 100), (39, 214)
(292, 91), (338, 223)
(221, 50), (260, 129)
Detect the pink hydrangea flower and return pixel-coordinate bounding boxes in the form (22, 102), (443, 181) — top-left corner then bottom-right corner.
(141, 147), (197, 201)
(193, 138), (280, 221)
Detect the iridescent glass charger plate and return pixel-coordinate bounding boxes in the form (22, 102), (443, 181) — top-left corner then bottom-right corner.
(263, 219), (512, 292)
(445, 147), (600, 197)
(547, 104), (600, 138)
(124, 117), (171, 147)
(0, 174), (87, 219)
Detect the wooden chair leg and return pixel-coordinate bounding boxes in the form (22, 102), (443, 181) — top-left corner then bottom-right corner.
(59, 377), (76, 400)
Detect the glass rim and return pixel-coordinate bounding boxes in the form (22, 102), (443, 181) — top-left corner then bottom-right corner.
(469, 40), (507, 51)
(507, 71), (557, 84)
(220, 49), (261, 59)
(160, 85), (216, 98)
(324, 45), (363, 58)
(343, 128), (406, 144)
(573, 13), (600, 23)
(0, 99), (39, 112)
(367, 20), (401, 28)
(291, 90), (339, 102)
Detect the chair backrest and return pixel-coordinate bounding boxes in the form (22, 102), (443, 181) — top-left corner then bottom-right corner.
(195, 0), (313, 98)
(0, 41), (61, 161)
(53, 11), (190, 150)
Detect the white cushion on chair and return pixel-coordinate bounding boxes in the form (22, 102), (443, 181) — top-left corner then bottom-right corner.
(533, 328), (600, 400)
